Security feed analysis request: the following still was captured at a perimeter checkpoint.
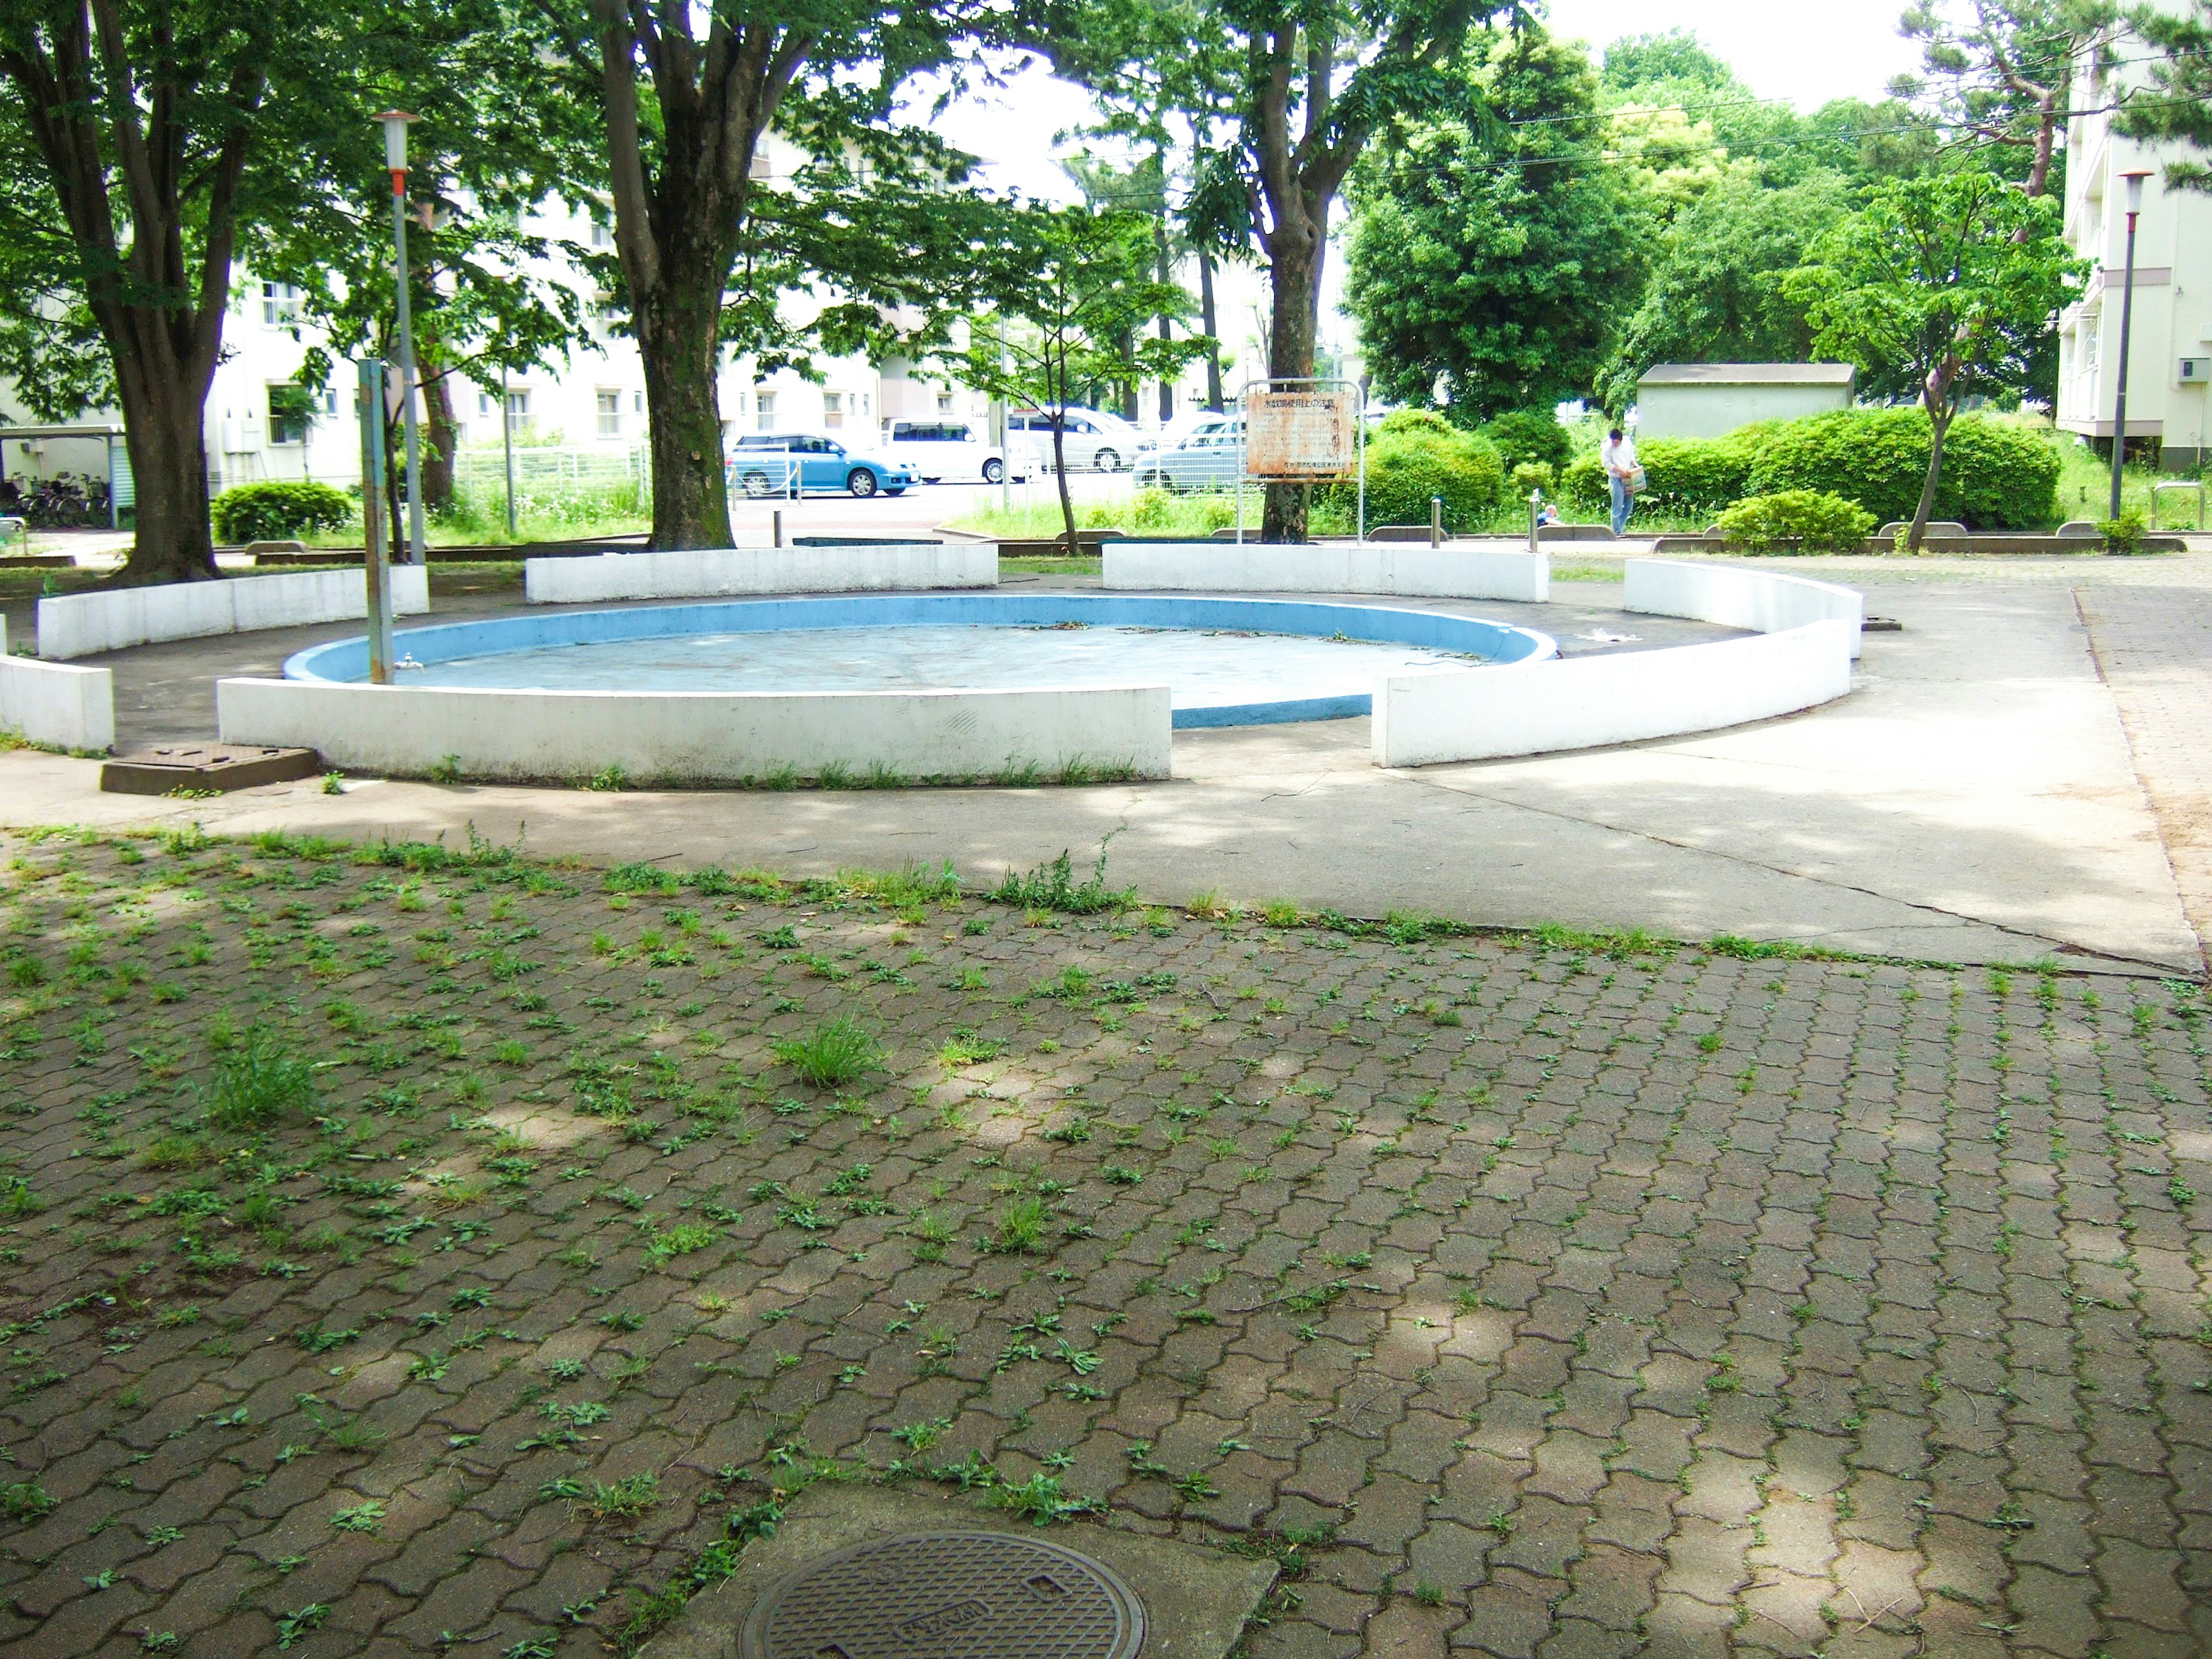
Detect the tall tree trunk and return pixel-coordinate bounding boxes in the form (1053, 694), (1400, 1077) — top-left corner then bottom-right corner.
(1154, 221), (1176, 423)
(636, 291), (732, 548)
(1261, 227), (1322, 542)
(108, 337), (219, 582)
(1198, 251), (1224, 411)
(1908, 364), (1960, 552)
(421, 372), (456, 514)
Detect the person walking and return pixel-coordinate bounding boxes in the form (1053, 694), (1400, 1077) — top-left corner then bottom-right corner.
(1601, 425), (1640, 537)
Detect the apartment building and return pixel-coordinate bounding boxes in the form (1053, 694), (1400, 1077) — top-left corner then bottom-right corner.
(2055, 14), (2212, 470)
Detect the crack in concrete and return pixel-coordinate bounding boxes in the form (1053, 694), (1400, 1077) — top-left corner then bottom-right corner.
(1399, 770), (2190, 976)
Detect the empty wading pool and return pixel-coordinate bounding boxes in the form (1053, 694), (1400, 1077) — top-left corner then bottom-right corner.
(284, 593), (1556, 727)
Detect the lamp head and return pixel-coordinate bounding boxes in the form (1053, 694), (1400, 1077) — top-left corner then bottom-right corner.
(2122, 167), (2153, 216)
(375, 111), (419, 172)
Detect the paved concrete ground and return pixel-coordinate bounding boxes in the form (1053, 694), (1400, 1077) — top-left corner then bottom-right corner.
(3, 559), (2202, 974)
(0, 834), (2204, 1659)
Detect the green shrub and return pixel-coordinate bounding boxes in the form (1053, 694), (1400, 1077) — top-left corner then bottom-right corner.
(201, 1028), (317, 1131)
(1561, 453), (1607, 507)
(2099, 505), (2149, 554)
(211, 481), (354, 543)
(1325, 421), (1503, 532)
(1635, 435), (1763, 512)
(1715, 491), (1877, 553)
(1745, 408), (2059, 528)
(1480, 409), (1574, 474)
(1509, 461), (1555, 499)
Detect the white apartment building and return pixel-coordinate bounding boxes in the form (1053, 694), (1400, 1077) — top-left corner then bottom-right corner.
(2056, 14), (2212, 470)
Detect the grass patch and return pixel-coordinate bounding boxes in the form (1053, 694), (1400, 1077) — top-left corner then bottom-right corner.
(200, 1027), (317, 1131)
(771, 1018), (884, 1088)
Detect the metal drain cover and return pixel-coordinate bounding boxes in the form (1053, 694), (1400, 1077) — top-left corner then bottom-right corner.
(738, 1530), (1145, 1659)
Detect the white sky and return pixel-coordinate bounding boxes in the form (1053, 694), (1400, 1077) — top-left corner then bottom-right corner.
(926, 0), (1926, 204)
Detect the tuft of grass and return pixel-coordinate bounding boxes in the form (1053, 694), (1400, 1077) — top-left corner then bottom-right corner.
(429, 753), (463, 785)
(586, 763), (629, 792)
(989, 1196), (1048, 1254)
(771, 1017), (883, 1088)
(0, 1481), (54, 1520)
(200, 1028), (317, 1131)
(584, 1471), (661, 1519)
(993, 835), (1133, 916)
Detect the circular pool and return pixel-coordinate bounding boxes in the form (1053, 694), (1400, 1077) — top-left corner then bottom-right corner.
(287, 594), (1555, 728)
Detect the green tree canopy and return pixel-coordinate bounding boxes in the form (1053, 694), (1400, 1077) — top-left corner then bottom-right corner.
(1782, 168), (2083, 546)
(1596, 170), (1850, 411)
(1344, 24), (1642, 420)
(2116, 1), (2212, 191)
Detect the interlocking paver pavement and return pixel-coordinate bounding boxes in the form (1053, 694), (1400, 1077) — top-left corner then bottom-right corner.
(0, 830), (2206, 1658)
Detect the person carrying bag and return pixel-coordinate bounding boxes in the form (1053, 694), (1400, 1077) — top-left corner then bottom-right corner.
(1600, 425), (1642, 537)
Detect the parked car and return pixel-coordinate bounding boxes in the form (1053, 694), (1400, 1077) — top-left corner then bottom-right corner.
(725, 433), (916, 498)
(876, 419), (1037, 484)
(1007, 407), (1142, 474)
(1132, 416), (1244, 492)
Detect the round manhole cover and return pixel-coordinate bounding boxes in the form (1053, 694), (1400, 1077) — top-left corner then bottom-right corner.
(739, 1530), (1145, 1659)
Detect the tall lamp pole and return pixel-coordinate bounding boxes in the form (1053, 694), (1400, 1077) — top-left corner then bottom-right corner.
(376, 111), (426, 565)
(2109, 168), (2153, 522)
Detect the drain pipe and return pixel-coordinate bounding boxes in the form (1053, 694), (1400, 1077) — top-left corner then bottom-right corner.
(1429, 495), (1442, 547)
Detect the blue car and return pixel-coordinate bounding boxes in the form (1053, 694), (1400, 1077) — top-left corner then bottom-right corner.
(726, 432), (916, 499)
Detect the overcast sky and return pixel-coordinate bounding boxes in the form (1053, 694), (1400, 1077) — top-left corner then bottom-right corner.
(926, 0), (1927, 203)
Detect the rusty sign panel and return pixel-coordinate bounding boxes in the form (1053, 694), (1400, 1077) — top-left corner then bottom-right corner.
(1243, 388), (1358, 479)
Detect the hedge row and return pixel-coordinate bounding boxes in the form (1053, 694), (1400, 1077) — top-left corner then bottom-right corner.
(1561, 409), (2062, 530)
(211, 480), (354, 543)
(1321, 410), (1505, 531)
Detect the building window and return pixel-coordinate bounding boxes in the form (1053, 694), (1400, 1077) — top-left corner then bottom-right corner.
(823, 391), (846, 429)
(590, 220), (613, 249)
(755, 390), (777, 431)
(632, 391), (644, 414)
(261, 281), (301, 327)
(936, 389), (955, 414)
(505, 389), (531, 433)
(596, 389), (622, 438)
(267, 384), (315, 446)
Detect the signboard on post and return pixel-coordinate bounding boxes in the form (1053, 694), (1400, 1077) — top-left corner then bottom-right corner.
(1243, 387), (1359, 480)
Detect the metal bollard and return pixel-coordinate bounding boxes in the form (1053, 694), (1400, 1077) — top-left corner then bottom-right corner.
(1527, 489), (1541, 555)
(1429, 495), (1442, 548)
(773, 509), (783, 549)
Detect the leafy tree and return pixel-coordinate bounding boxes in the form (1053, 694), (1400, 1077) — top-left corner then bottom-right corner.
(1597, 171), (1850, 411)
(2115, 1), (2212, 191)
(530, 0), (1030, 552)
(1781, 169), (2083, 548)
(1892, 1), (2109, 198)
(1061, 0), (1510, 541)
(0, 0), (387, 585)
(959, 207), (1205, 549)
(1345, 24), (1642, 421)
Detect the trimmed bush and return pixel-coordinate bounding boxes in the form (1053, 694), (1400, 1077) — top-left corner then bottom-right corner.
(1561, 452), (1607, 508)
(1745, 408), (2059, 529)
(211, 480), (354, 543)
(1509, 461), (1555, 498)
(1715, 490), (1877, 554)
(1480, 409), (1574, 474)
(1559, 434), (1760, 514)
(1325, 419), (1503, 532)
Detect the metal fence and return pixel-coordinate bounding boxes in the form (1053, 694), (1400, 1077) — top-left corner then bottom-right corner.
(453, 444), (650, 492)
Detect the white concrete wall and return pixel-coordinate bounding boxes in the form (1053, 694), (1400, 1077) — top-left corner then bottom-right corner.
(216, 678), (1172, 784)
(0, 619), (115, 752)
(1624, 559), (1865, 659)
(1103, 541), (1549, 603)
(1373, 621), (1856, 767)
(1635, 382), (1852, 441)
(37, 567), (430, 660)
(524, 543), (997, 604)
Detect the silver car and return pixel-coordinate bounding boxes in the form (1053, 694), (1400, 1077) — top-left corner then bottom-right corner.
(1007, 408), (1141, 474)
(1132, 417), (1244, 491)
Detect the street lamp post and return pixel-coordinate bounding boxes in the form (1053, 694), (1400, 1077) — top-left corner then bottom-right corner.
(2109, 168), (2154, 522)
(376, 111), (426, 565)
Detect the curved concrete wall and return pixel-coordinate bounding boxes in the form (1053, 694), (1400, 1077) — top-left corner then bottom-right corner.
(0, 619), (113, 751)
(37, 567), (430, 661)
(524, 543), (997, 604)
(1624, 559), (1863, 659)
(215, 678), (1171, 785)
(1103, 541), (1549, 604)
(1370, 559), (1859, 767)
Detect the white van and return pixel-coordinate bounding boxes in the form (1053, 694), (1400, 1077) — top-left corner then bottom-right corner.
(877, 419), (1038, 484)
